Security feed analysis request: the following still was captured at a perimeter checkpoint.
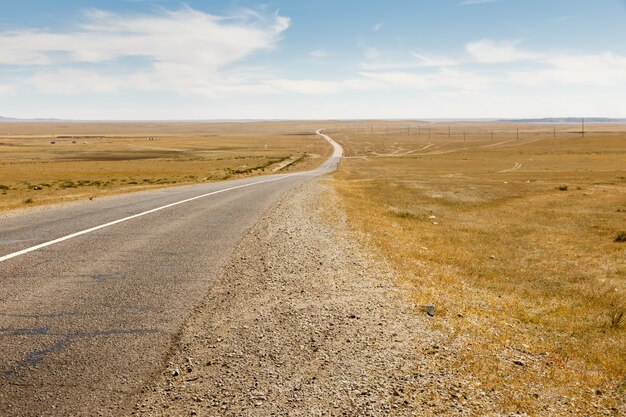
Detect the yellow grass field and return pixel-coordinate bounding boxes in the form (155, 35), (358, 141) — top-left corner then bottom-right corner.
(0, 121), (334, 211)
(2, 119), (624, 412)
(328, 122), (626, 413)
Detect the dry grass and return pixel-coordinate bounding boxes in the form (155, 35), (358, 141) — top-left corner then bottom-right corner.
(329, 122), (626, 413)
(0, 121), (338, 211)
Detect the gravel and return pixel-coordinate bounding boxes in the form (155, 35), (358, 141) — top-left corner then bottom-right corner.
(125, 179), (523, 416)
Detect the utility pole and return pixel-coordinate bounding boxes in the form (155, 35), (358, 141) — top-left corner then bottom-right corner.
(448, 124), (451, 138)
(491, 131), (494, 142)
(582, 117), (585, 138)
(553, 127), (556, 140)
(463, 131), (466, 142)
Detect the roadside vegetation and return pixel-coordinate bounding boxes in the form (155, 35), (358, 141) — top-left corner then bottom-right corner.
(0, 121), (332, 211)
(329, 122), (626, 414)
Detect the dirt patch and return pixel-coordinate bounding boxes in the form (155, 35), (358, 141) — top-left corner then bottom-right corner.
(126, 179), (494, 416)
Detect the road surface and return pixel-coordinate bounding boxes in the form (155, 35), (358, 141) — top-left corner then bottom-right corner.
(0, 131), (342, 416)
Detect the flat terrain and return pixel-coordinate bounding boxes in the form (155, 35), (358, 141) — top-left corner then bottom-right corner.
(1, 121), (624, 415)
(0, 130), (340, 416)
(0, 121), (335, 211)
(130, 180), (445, 416)
(329, 122), (626, 414)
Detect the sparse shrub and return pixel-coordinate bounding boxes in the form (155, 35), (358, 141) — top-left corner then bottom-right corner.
(390, 209), (422, 220)
(615, 231), (626, 242)
(610, 309), (624, 328)
(58, 181), (77, 189)
(557, 185), (568, 191)
(23, 198), (33, 204)
(0, 185), (8, 191)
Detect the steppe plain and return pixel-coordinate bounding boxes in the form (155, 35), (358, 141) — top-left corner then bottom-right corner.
(328, 121), (625, 414)
(0, 121), (332, 211)
(1, 120), (624, 415)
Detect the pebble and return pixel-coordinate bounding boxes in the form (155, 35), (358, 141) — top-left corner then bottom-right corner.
(129, 180), (621, 417)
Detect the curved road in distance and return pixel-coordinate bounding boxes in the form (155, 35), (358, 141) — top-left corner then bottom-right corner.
(0, 131), (342, 416)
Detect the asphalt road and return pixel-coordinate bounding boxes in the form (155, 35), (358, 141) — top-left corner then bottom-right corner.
(0, 131), (342, 416)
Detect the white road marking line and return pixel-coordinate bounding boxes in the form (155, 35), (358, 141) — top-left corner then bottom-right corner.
(0, 174), (297, 263)
(1, 130), (343, 264)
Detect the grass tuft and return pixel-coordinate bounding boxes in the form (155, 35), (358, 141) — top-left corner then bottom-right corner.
(610, 309), (624, 329)
(331, 123), (626, 413)
(0, 121), (334, 211)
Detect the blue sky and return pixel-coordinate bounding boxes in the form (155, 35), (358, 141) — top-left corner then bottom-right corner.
(1, 0), (625, 119)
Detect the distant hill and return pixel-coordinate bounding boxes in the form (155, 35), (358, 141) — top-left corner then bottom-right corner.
(498, 117), (626, 123)
(0, 115), (66, 122)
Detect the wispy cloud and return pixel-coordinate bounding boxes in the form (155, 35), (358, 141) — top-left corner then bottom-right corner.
(253, 66), (492, 96)
(374, 23), (384, 31)
(0, 7), (289, 96)
(359, 69), (491, 92)
(1, 6), (625, 108)
(466, 39), (537, 63)
(411, 52), (458, 67)
(510, 52), (626, 86)
(309, 49), (330, 58)
(464, 38), (626, 87)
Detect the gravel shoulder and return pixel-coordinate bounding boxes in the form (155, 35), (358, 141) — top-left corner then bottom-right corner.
(125, 178), (489, 416)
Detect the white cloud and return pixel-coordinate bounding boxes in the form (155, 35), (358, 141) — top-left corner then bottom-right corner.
(360, 68), (491, 92)
(0, 7), (290, 95)
(2, 4), (625, 119)
(265, 79), (346, 95)
(411, 52), (458, 67)
(359, 48), (459, 71)
(467, 39), (626, 88)
(27, 69), (125, 94)
(37, 8), (286, 67)
(309, 49), (330, 58)
(359, 71), (431, 89)
(511, 52), (626, 86)
(374, 23), (384, 31)
(255, 68), (492, 97)
(466, 39), (537, 63)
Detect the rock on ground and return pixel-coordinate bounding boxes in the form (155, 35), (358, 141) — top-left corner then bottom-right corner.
(125, 179), (499, 416)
